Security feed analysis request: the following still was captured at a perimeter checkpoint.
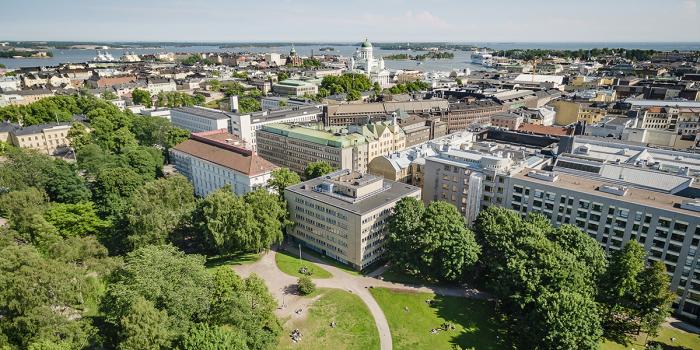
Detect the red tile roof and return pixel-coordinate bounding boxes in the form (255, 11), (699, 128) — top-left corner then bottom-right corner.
(172, 138), (277, 176)
(517, 123), (573, 137)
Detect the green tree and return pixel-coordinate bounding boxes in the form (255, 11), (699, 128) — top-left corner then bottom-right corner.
(637, 261), (675, 340)
(67, 122), (92, 151)
(346, 89), (361, 101)
(277, 71), (289, 81)
(0, 188), (57, 245)
(92, 166), (144, 218)
(0, 147), (55, 191)
(373, 82), (382, 95)
(418, 202), (480, 282)
(268, 168), (301, 196)
(45, 201), (110, 238)
(102, 90), (118, 100)
(101, 245), (213, 337)
(243, 189), (287, 252)
(194, 187), (257, 254)
(180, 323), (247, 350)
(523, 290), (602, 350)
(208, 273), (280, 350)
(126, 175), (196, 249)
(131, 88), (152, 107)
(304, 161), (334, 179)
(44, 160), (91, 204)
(238, 97), (260, 113)
(297, 276), (316, 295)
(0, 241), (97, 349)
(118, 297), (174, 350)
(599, 241), (646, 341)
(386, 197), (425, 273)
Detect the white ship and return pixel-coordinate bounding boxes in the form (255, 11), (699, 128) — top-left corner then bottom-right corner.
(470, 50), (494, 66)
(93, 50), (115, 62)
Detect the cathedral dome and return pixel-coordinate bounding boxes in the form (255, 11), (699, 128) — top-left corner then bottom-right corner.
(361, 38), (372, 48)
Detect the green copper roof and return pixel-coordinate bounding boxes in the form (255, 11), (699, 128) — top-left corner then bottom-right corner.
(361, 38), (372, 48)
(262, 123), (367, 148)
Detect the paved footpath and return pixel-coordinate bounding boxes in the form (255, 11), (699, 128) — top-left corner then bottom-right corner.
(233, 248), (491, 350)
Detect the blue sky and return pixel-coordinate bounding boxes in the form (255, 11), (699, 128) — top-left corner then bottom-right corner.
(2, 0), (699, 42)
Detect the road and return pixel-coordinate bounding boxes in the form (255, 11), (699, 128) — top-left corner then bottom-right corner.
(233, 248), (491, 350)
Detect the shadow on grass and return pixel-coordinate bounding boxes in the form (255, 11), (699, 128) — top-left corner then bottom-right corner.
(429, 295), (509, 350)
(204, 252), (261, 269)
(648, 342), (694, 350)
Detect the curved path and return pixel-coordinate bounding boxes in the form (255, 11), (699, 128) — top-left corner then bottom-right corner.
(232, 248), (491, 350)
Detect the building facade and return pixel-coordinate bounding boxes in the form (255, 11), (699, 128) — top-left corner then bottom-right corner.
(169, 131), (277, 196)
(170, 106), (231, 133)
(348, 39), (391, 88)
(506, 137), (700, 320)
(284, 170), (421, 269)
(229, 106), (322, 151)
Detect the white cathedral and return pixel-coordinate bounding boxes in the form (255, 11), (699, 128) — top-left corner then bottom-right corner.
(349, 38), (391, 88)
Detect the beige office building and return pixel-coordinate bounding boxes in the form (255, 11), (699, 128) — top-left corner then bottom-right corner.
(284, 170), (421, 269)
(256, 121), (406, 175)
(8, 122), (72, 155)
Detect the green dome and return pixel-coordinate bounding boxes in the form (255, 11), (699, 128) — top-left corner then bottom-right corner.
(361, 38), (372, 48)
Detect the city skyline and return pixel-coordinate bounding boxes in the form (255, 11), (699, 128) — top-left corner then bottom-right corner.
(2, 0), (700, 42)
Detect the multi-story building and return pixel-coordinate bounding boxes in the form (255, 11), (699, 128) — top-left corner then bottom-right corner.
(145, 78), (177, 94)
(170, 106), (231, 133)
(368, 131), (474, 187)
(256, 121), (406, 175)
(272, 79), (318, 96)
(505, 137), (700, 319)
(169, 130), (277, 196)
(261, 96), (319, 110)
(324, 100), (449, 127)
(446, 100), (504, 132)
(284, 169), (421, 269)
(229, 106), (322, 151)
(490, 113), (524, 130)
(257, 123), (368, 174)
(422, 140), (549, 223)
(4, 122), (73, 155)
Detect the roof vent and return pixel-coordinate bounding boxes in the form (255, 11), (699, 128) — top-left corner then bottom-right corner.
(599, 185), (628, 196)
(681, 200), (700, 213)
(527, 171), (558, 182)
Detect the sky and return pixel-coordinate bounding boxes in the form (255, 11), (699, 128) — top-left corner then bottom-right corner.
(2, 0), (699, 42)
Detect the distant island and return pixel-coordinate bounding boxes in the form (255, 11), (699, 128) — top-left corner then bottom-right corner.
(383, 52), (454, 61)
(0, 49), (53, 58)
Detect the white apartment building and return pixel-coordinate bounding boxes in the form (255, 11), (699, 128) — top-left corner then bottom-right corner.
(169, 131), (277, 196)
(146, 78), (177, 94)
(506, 137), (700, 320)
(170, 106), (230, 133)
(285, 170), (421, 269)
(422, 140), (548, 223)
(229, 106), (322, 151)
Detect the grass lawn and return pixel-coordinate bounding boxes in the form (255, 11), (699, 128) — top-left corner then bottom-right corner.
(276, 250), (332, 279)
(601, 325), (700, 350)
(379, 267), (438, 286)
(284, 245), (364, 276)
(277, 289), (380, 350)
(204, 252), (262, 270)
(370, 287), (502, 350)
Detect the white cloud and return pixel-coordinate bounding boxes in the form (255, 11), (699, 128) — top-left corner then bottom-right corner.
(683, 0), (697, 10)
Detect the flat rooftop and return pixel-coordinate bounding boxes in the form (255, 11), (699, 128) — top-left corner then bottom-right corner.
(172, 106), (232, 120)
(513, 168), (700, 216)
(286, 171), (420, 215)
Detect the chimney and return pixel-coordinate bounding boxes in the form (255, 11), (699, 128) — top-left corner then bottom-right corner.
(230, 95), (239, 113)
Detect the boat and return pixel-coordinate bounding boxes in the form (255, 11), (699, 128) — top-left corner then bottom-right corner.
(470, 50), (494, 66)
(93, 50), (115, 62)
